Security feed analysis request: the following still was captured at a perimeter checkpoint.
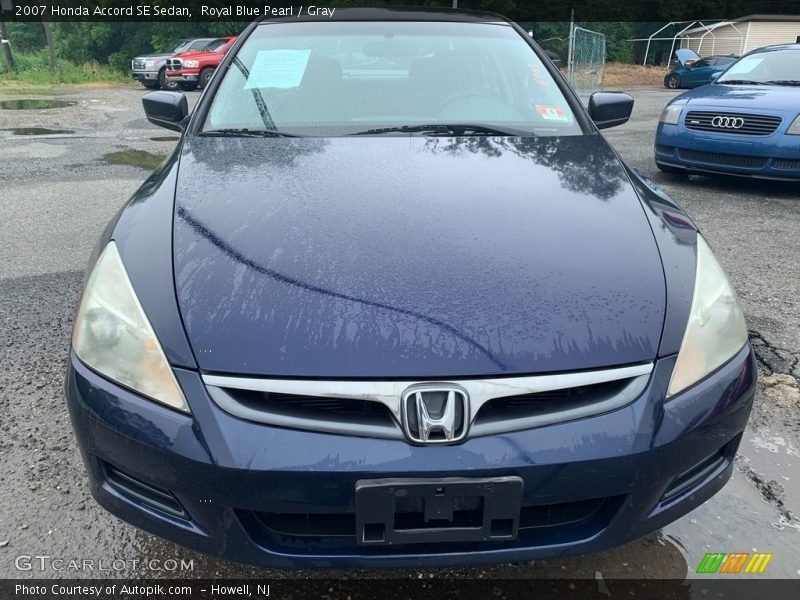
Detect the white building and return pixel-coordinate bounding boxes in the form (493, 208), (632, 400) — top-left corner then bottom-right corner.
(680, 15), (800, 56)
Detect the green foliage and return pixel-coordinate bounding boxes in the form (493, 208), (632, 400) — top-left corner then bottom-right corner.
(581, 22), (635, 62)
(0, 48), (128, 84)
(5, 22), (46, 52)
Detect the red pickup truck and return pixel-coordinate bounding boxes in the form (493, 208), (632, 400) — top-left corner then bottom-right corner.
(165, 36), (237, 91)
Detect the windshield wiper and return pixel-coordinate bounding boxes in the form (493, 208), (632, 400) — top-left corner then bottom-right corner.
(718, 79), (774, 86)
(764, 80), (800, 86)
(349, 123), (532, 137)
(200, 128), (298, 138)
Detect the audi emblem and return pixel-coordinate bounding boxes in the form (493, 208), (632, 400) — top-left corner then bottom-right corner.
(711, 116), (745, 129)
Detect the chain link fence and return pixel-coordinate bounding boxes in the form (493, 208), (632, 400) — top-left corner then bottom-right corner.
(567, 27), (606, 100)
(522, 23), (606, 101)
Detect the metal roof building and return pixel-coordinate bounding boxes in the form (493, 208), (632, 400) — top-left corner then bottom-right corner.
(679, 15), (800, 56)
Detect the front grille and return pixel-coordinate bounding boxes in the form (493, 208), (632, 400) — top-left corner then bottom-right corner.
(684, 111), (781, 135)
(473, 378), (634, 424)
(166, 58), (182, 71)
(204, 364), (652, 442)
(774, 158), (800, 170)
(240, 495), (625, 554)
(224, 389), (396, 425)
(132, 59), (146, 70)
(678, 149), (767, 169)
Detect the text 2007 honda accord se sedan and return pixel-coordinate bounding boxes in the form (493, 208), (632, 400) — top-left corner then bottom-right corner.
(65, 9), (755, 567)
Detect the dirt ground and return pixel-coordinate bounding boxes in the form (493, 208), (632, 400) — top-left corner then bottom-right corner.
(602, 63), (668, 88)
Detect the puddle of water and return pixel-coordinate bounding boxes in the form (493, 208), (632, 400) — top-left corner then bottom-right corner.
(0, 86), (64, 96)
(0, 99), (77, 110)
(150, 136), (180, 142)
(2, 127), (75, 136)
(662, 470), (799, 578)
(100, 149), (165, 171)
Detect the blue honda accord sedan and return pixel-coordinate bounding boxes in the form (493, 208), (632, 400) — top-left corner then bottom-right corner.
(65, 9), (756, 567)
(656, 44), (800, 180)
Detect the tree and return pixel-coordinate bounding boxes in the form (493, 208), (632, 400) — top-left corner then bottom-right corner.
(0, 20), (14, 72)
(42, 21), (56, 73)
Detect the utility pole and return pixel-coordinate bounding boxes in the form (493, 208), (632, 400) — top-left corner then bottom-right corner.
(0, 20), (14, 72)
(567, 8), (575, 84)
(452, 1), (458, 8)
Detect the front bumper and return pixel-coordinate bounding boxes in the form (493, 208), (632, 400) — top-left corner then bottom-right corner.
(165, 70), (199, 82)
(655, 122), (800, 180)
(65, 345), (756, 568)
(131, 70), (159, 82)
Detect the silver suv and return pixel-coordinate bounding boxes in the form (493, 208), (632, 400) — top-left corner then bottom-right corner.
(131, 38), (215, 90)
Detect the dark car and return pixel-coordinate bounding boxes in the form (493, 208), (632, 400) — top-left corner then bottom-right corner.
(544, 49), (562, 68)
(665, 49), (737, 89)
(66, 8), (755, 567)
(656, 44), (800, 180)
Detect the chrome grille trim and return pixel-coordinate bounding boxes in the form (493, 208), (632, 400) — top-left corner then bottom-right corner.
(203, 363), (653, 440)
(684, 110), (781, 136)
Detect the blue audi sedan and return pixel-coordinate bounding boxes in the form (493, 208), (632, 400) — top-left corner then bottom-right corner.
(656, 44), (800, 180)
(65, 9), (755, 567)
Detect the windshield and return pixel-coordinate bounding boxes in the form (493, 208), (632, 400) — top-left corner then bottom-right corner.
(204, 38), (230, 52)
(203, 21), (581, 137)
(171, 40), (192, 54)
(717, 49), (800, 84)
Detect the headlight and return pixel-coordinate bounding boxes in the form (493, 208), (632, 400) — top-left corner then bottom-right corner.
(787, 114), (800, 135)
(659, 104), (683, 125)
(72, 242), (189, 413)
(667, 236), (748, 397)
(183, 60), (199, 68)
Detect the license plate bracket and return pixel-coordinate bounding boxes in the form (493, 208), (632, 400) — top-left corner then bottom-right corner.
(355, 476), (523, 546)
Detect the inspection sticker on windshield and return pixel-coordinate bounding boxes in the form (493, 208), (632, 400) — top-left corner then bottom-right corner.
(244, 49), (312, 89)
(536, 104), (570, 122)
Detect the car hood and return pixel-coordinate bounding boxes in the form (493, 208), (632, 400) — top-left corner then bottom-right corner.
(174, 50), (218, 60)
(134, 53), (173, 61)
(678, 83), (800, 111)
(173, 135), (666, 378)
(675, 48), (701, 65)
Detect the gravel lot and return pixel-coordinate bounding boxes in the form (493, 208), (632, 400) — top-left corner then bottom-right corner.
(0, 84), (798, 581)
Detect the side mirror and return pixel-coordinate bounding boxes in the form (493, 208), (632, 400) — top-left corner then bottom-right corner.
(710, 72), (722, 81)
(142, 91), (189, 132)
(588, 92), (634, 130)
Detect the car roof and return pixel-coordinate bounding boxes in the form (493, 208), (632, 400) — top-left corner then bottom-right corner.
(748, 43), (800, 53)
(257, 7), (511, 25)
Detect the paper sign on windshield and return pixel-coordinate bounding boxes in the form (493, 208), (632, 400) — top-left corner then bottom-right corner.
(244, 49), (312, 89)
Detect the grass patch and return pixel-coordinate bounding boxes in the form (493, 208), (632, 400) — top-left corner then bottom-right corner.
(602, 62), (669, 88)
(100, 149), (166, 171)
(0, 50), (129, 85)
